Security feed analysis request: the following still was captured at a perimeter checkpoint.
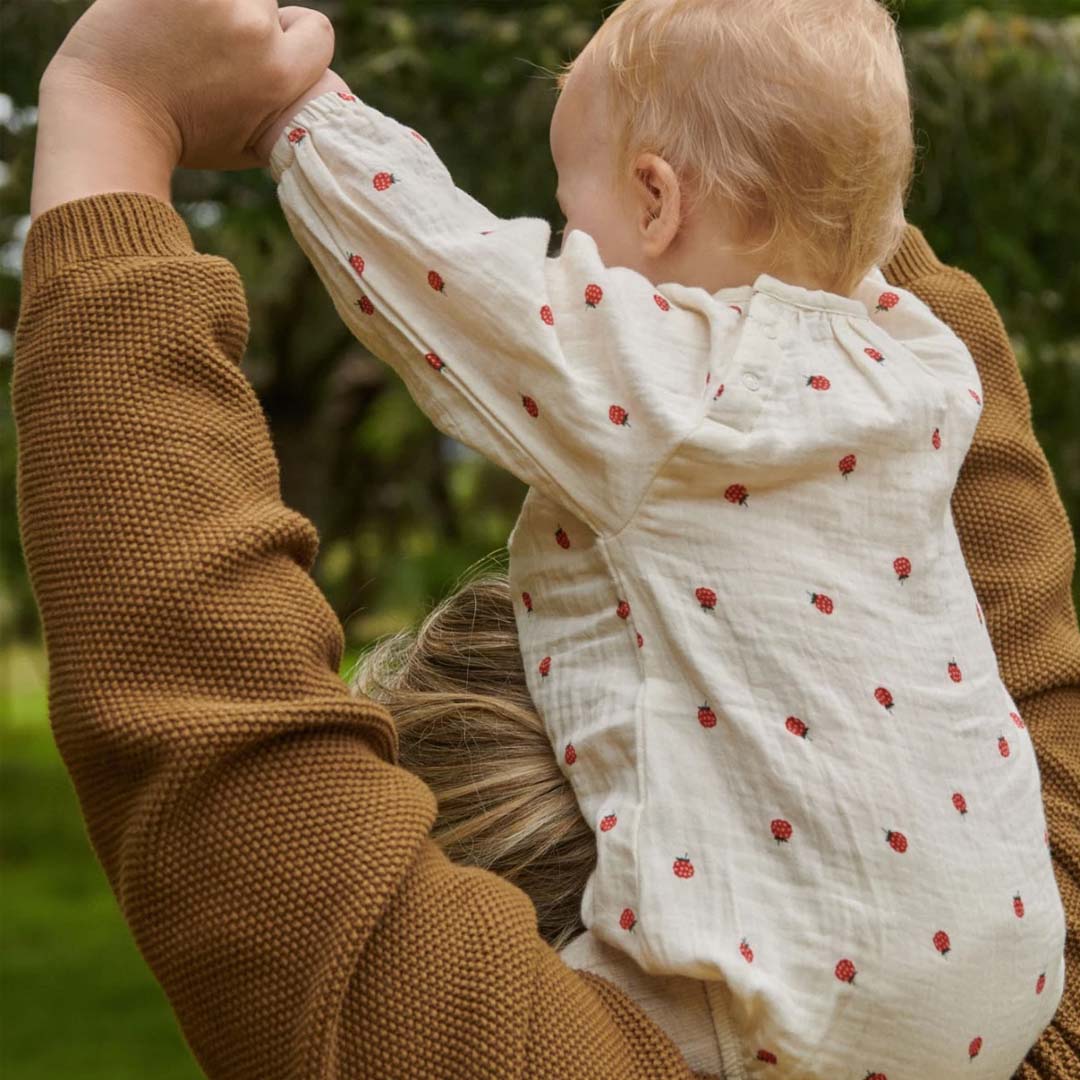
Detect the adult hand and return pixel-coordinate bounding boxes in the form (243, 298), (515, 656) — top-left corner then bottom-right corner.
(32, 0), (335, 217)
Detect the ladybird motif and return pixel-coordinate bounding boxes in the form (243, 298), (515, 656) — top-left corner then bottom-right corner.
(616, 599), (631, 620)
(600, 813), (617, 833)
(999, 735), (1011, 758)
(522, 591), (533, 613)
(619, 908), (636, 932)
(584, 283), (604, 308)
(554, 526), (570, 550)
(357, 295), (375, 316)
(564, 742), (576, 765)
(695, 587), (718, 612)
(809, 592), (834, 615)
(785, 716), (810, 739)
(654, 293), (670, 312)
(540, 304), (554, 326)
(725, 483), (749, 506)
(933, 930), (951, 957)
(875, 686), (895, 711)
(864, 347), (885, 364)
(1013, 893), (1025, 919)
(952, 792), (968, 816)
(348, 253), (365, 277)
(521, 394), (539, 418)
(835, 958), (857, 984)
(771, 818), (793, 845)
(932, 427), (942, 450)
(876, 291), (900, 313)
(287, 126), (307, 144)
(698, 702), (718, 729)
(424, 352), (446, 373)
(538, 656), (552, 677)
(739, 938), (754, 963)
(839, 454), (857, 478)
(884, 829), (908, 853)
(372, 171), (397, 192)
(609, 404), (631, 427)
(806, 374), (831, 391)
(673, 854), (695, 879)
(968, 1037), (982, 1061)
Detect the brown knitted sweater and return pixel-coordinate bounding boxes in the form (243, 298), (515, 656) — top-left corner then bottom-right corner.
(13, 193), (1080, 1079)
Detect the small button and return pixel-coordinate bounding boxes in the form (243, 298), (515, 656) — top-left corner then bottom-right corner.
(742, 372), (761, 392)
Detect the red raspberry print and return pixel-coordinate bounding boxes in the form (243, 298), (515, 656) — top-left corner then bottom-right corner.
(1010, 711), (1025, 729)
(522, 591), (533, 613)
(372, 171), (397, 191)
(695, 587), (718, 612)
(673, 854), (695, 879)
(698, 702), (718, 729)
(933, 930), (951, 957)
(357, 295), (375, 316)
(969, 388), (982, 405)
(705, 372), (711, 386)
(521, 394), (539, 418)
(864, 347), (885, 364)
(948, 659), (962, 683)
(739, 938), (754, 963)
(893, 556), (912, 582)
(884, 829), (908, 853)
(616, 599), (631, 620)
(1045, 828), (1050, 848)
(425, 352), (447, 373)
(714, 383), (725, 399)
(480, 230), (493, 236)
(952, 792), (968, 816)
(636, 632), (644, 648)
(287, 126), (307, 144)
(584, 283), (604, 308)
(555, 526), (570, 550)
(730, 305), (743, 315)
(785, 716), (810, 739)
(600, 813), (617, 833)
(809, 592), (834, 615)
(338, 91), (357, 102)
(835, 958), (857, 984)
(806, 375), (831, 391)
(999, 735), (1011, 758)
(1037, 972), (1047, 995)
(839, 454), (857, 478)
(427, 270), (446, 293)
(876, 291), (900, 313)
(864, 1074), (887, 1080)
(538, 656), (552, 677)
(976, 601), (983, 623)
(932, 427), (942, 450)
(409, 129), (426, 143)
(348, 253), (365, 277)
(654, 293), (670, 311)
(771, 818), (793, 845)
(875, 686), (894, 711)
(757, 1050), (778, 1065)
(969, 1037), (982, 1061)
(609, 404), (631, 427)
(564, 742), (576, 766)
(620, 908), (636, 932)
(1013, 893), (1025, 919)
(540, 304), (554, 326)
(725, 483), (749, 506)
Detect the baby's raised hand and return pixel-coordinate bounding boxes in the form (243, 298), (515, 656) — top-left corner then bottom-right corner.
(41, 0), (336, 171)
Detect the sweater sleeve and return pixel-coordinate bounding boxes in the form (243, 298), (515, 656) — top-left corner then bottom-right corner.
(270, 91), (721, 534)
(882, 226), (1080, 1080)
(12, 193), (705, 1080)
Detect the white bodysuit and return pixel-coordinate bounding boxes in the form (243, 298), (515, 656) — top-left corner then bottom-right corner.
(270, 91), (1066, 1080)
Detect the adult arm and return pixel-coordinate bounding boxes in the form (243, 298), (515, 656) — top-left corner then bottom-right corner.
(13, 192), (704, 1080)
(882, 226), (1080, 1079)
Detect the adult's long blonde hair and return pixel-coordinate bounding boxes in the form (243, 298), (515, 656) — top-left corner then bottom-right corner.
(350, 554), (594, 950)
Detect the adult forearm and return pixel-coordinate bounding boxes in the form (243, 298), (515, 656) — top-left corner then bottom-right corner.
(31, 70), (178, 219)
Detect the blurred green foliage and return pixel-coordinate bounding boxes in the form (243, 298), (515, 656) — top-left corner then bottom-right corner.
(1, 4), (1079, 1078)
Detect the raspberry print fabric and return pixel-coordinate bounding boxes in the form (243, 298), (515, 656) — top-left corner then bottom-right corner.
(270, 93), (1066, 1080)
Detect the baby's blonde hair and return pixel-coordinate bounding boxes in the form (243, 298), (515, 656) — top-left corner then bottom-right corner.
(561, 0), (916, 295)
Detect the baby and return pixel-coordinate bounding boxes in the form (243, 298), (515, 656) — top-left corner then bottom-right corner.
(266, 0), (1066, 1076)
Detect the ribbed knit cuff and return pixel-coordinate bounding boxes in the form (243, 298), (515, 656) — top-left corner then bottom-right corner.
(21, 192), (195, 299)
(882, 223), (947, 286)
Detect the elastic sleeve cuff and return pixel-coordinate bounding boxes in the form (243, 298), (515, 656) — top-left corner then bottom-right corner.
(21, 192), (194, 297)
(268, 90), (367, 183)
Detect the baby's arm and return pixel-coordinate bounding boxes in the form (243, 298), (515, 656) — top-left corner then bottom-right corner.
(270, 91), (708, 535)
